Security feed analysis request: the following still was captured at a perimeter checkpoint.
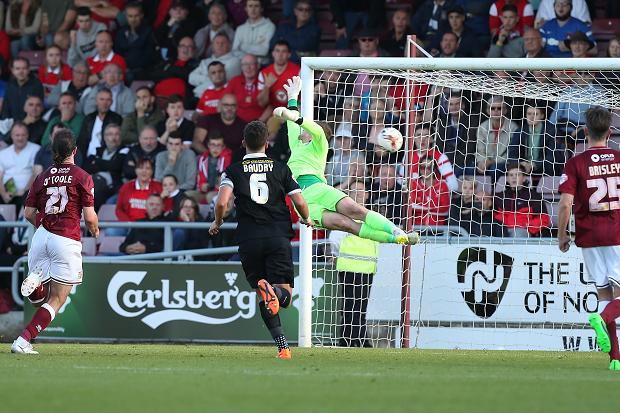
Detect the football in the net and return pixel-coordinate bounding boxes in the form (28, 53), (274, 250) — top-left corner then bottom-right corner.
(377, 127), (404, 153)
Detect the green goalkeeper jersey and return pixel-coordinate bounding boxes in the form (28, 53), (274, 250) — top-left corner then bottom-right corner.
(286, 119), (328, 184)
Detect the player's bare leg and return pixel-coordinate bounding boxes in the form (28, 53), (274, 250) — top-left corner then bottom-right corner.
(256, 281), (293, 359)
(12, 281), (73, 354)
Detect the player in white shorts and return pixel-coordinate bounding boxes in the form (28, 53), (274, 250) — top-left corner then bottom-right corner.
(558, 106), (620, 370)
(11, 130), (99, 354)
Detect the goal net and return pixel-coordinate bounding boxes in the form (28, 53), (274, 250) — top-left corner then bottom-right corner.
(296, 57), (620, 350)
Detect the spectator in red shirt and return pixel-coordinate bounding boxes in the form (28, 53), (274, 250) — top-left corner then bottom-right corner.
(149, 36), (199, 103)
(116, 157), (163, 223)
(38, 45), (72, 95)
(224, 54), (271, 123)
(489, 0), (534, 36)
(410, 154), (450, 227)
(258, 40), (300, 109)
(195, 61), (227, 117)
(196, 133), (232, 204)
(86, 31), (127, 86)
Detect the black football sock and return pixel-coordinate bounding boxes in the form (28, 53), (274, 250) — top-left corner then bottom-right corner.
(259, 301), (287, 350)
(273, 287), (291, 308)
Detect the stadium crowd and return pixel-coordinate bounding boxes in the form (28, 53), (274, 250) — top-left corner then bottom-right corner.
(0, 0), (618, 309)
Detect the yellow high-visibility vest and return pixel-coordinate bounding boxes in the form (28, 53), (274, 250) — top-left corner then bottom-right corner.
(336, 234), (379, 274)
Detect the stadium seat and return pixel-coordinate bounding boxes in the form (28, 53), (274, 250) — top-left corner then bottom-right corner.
(82, 237), (97, 256)
(609, 135), (620, 151)
(495, 176), (507, 193)
(199, 204), (211, 219)
(130, 80), (154, 94)
(0, 204), (16, 221)
(97, 236), (125, 255)
(319, 49), (352, 57)
(574, 143), (586, 154)
(591, 18), (620, 41)
(316, 10), (336, 41)
(473, 175), (493, 194)
(18, 50), (45, 71)
(545, 201), (559, 228)
(98, 204), (118, 221)
(537, 176), (561, 200)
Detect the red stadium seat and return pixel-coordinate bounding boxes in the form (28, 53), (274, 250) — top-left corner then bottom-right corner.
(97, 236), (126, 255)
(18, 50), (45, 71)
(319, 49), (352, 57)
(592, 18), (620, 41)
(98, 204), (118, 221)
(536, 176), (561, 200)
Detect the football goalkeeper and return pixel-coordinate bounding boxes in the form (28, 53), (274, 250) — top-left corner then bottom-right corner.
(273, 76), (418, 245)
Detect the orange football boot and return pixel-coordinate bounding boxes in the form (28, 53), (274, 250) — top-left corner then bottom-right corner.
(278, 348), (292, 359)
(257, 279), (280, 316)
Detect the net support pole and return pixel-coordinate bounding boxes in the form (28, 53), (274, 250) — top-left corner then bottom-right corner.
(399, 35), (418, 349)
(297, 60), (314, 348)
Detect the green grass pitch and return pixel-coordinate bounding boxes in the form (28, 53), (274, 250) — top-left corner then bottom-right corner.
(0, 344), (617, 413)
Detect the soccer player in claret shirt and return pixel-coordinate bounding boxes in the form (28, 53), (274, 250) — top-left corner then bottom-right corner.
(11, 130), (99, 354)
(273, 76), (418, 245)
(209, 120), (312, 359)
(558, 106), (620, 371)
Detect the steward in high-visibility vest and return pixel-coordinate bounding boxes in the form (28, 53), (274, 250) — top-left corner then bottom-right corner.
(330, 230), (379, 348)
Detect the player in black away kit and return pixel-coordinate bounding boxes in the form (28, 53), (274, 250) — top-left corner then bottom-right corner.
(209, 120), (312, 359)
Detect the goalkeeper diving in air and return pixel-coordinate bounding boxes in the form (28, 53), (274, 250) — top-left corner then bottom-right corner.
(273, 76), (419, 245)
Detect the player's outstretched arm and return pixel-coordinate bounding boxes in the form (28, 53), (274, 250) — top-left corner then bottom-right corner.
(83, 206), (100, 238)
(290, 192), (314, 227)
(557, 192), (573, 252)
(272, 76), (326, 142)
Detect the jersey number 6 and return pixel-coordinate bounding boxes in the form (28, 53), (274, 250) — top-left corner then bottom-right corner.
(249, 173), (269, 204)
(587, 177), (620, 212)
(45, 186), (69, 214)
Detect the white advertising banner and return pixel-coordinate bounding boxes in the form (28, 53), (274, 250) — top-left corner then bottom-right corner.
(407, 244), (599, 350)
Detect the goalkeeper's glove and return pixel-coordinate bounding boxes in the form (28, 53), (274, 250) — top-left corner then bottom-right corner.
(273, 106), (300, 122)
(284, 76), (301, 103)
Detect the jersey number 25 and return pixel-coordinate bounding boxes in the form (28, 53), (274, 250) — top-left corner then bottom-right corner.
(587, 177), (620, 212)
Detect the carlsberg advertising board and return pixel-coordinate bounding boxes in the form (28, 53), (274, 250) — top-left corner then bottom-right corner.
(26, 262), (300, 342)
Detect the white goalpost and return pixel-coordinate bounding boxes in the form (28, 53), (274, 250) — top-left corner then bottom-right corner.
(297, 57), (620, 350)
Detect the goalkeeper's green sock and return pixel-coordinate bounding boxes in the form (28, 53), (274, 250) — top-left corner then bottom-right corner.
(364, 210), (399, 235)
(359, 223), (395, 243)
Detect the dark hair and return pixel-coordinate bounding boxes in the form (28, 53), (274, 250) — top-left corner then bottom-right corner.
(59, 91), (77, 102)
(506, 162), (527, 174)
(243, 121), (268, 150)
(10, 121), (28, 136)
(585, 106), (612, 141)
(167, 94), (184, 107)
(125, 1), (144, 12)
(76, 7), (91, 16)
(213, 32), (231, 42)
(502, 4), (518, 14)
(11, 57), (29, 68)
(135, 85), (153, 95)
(208, 131), (224, 142)
(414, 123), (435, 134)
(208, 60), (225, 69)
(97, 87), (113, 97)
(418, 155), (439, 176)
(163, 174), (178, 184)
(168, 131), (183, 142)
(136, 157), (154, 169)
(52, 130), (76, 164)
(273, 40), (291, 51)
